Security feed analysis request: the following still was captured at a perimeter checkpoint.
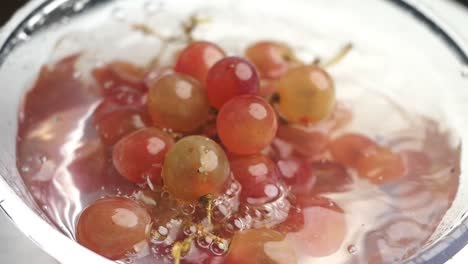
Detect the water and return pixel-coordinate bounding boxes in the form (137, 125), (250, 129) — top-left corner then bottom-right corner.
(14, 1), (461, 263)
(15, 52), (460, 264)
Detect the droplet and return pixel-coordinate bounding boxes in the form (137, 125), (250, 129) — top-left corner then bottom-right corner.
(42, 205), (48, 210)
(347, 245), (357, 254)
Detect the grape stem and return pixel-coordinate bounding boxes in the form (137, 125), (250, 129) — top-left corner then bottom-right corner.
(183, 15), (212, 42)
(172, 235), (194, 264)
(131, 14), (211, 68)
(199, 194), (214, 226)
(321, 43), (353, 68)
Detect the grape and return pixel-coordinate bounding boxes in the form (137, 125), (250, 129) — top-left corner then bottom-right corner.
(224, 229), (284, 264)
(175, 41), (226, 83)
(277, 66), (335, 124)
(109, 61), (147, 88)
(92, 61), (146, 95)
(258, 80), (278, 98)
(310, 161), (351, 193)
(68, 139), (107, 193)
(246, 41), (298, 79)
(329, 133), (379, 167)
(76, 197), (151, 260)
(230, 155), (281, 204)
(330, 134), (405, 184)
(277, 157), (316, 195)
(286, 198), (347, 257)
(401, 150), (431, 177)
(95, 108), (150, 145)
(144, 66), (174, 88)
(206, 57), (260, 109)
(355, 147), (405, 184)
(147, 73), (210, 132)
(277, 124), (329, 158)
(162, 136), (230, 201)
(113, 128), (174, 184)
(217, 95), (277, 155)
(276, 196), (341, 234)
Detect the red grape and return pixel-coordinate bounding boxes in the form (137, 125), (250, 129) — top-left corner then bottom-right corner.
(230, 155), (281, 204)
(147, 73), (210, 132)
(277, 196), (342, 234)
(217, 95), (277, 155)
(329, 133), (379, 167)
(175, 41), (226, 84)
(401, 150), (432, 177)
(92, 61), (146, 95)
(277, 124), (329, 158)
(246, 41), (298, 79)
(310, 161), (351, 193)
(258, 80), (278, 98)
(277, 66), (335, 124)
(95, 108), (150, 145)
(206, 57), (260, 109)
(68, 139), (107, 193)
(286, 198), (347, 257)
(76, 197), (151, 260)
(330, 134), (405, 184)
(224, 229), (284, 264)
(277, 157), (316, 195)
(162, 136), (230, 201)
(113, 128), (174, 184)
(356, 147), (406, 184)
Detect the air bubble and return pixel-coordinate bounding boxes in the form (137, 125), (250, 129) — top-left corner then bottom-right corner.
(197, 235), (213, 248)
(158, 226), (169, 236)
(181, 203), (195, 215)
(161, 191), (170, 199)
(347, 245), (357, 254)
(210, 240), (228, 256)
(225, 217), (245, 233)
(183, 225), (197, 236)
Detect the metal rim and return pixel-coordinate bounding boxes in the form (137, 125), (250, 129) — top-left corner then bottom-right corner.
(0, 0), (467, 263)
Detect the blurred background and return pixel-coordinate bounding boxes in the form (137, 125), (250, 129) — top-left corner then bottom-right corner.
(0, 0), (467, 263)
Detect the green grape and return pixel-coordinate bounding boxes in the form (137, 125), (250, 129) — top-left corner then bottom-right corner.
(162, 136), (230, 201)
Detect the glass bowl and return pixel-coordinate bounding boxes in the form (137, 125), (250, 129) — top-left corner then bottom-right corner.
(0, 0), (467, 263)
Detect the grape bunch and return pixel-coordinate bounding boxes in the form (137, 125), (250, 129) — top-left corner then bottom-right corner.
(76, 34), (409, 264)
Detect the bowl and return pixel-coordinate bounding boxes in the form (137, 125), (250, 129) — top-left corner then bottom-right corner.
(0, 0), (467, 263)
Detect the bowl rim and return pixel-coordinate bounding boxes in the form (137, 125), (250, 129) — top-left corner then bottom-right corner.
(0, 0), (467, 263)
